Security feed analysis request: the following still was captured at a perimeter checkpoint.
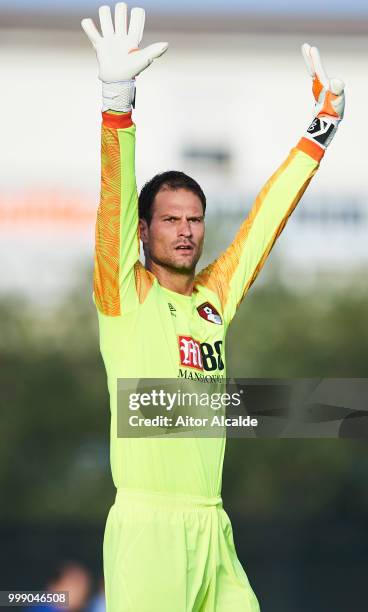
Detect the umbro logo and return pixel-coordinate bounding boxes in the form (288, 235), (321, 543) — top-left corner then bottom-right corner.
(168, 303), (176, 317)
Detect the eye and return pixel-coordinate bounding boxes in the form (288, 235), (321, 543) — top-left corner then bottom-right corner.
(164, 217), (176, 223)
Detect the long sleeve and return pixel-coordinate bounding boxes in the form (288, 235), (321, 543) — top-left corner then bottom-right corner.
(93, 111), (141, 316)
(195, 138), (324, 325)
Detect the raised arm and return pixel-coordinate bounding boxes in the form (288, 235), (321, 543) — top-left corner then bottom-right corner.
(81, 2), (168, 316)
(96, 111), (137, 316)
(195, 43), (345, 325)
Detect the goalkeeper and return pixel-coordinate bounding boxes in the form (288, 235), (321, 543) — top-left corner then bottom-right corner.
(81, 4), (345, 611)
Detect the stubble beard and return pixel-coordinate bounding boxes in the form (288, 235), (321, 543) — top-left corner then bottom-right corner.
(147, 245), (203, 275)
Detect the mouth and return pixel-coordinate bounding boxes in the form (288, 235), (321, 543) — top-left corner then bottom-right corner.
(174, 244), (194, 253)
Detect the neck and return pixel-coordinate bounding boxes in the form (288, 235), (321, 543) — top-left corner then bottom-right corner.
(146, 258), (195, 296)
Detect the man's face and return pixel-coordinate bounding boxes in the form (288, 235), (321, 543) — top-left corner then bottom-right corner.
(140, 187), (205, 273)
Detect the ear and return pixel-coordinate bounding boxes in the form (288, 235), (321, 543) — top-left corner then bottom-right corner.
(139, 218), (149, 244)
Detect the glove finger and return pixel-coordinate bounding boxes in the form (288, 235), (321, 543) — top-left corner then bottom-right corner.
(81, 18), (101, 46)
(301, 43), (314, 77)
(302, 43), (325, 101)
(128, 7), (145, 47)
(330, 77), (345, 96)
(99, 5), (114, 37)
(310, 46), (329, 90)
(130, 43), (169, 77)
(115, 2), (127, 36)
(140, 42), (169, 63)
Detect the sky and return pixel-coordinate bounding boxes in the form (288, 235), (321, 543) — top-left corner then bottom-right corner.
(2, 0), (368, 16)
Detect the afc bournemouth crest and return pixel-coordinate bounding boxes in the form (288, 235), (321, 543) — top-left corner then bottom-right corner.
(197, 302), (222, 325)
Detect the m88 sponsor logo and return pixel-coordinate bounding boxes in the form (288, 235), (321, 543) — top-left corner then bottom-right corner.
(178, 335), (224, 372)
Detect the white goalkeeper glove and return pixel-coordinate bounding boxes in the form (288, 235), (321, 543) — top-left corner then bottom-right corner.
(302, 43), (345, 150)
(81, 2), (169, 112)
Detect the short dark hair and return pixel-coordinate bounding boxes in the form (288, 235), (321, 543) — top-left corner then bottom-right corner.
(138, 171), (206, 225)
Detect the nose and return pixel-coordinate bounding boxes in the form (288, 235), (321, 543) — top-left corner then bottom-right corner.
(178, 218), (192, 237)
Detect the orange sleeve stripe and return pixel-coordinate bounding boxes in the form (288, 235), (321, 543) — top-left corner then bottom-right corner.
(237, 174), (314, 307)
(195, 149), (297, 312)
(297, 137), (325, 162)
(94, 126), (122, 316)
(134, 261), (155, 304)
(102, 112), (133, 129)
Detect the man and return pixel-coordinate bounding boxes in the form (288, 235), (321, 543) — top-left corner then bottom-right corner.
(81, 4), (345, 611)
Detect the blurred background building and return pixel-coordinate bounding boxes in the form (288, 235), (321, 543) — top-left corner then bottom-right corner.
(0, 0), (367, 302)
(0, 2), (368, 612)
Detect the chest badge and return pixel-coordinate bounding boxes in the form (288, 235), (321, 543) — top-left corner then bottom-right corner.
(197, 302), (223, 325)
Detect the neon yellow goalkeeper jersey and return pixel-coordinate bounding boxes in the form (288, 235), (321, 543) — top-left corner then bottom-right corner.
(94, 111), (323, 497)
